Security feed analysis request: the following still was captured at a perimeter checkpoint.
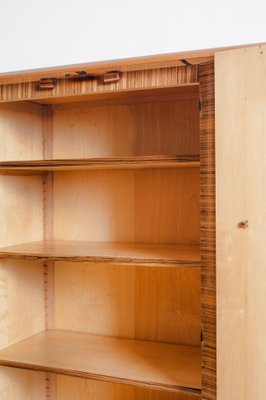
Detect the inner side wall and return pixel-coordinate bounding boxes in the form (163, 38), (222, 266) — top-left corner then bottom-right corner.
(0, 102), (46, 399)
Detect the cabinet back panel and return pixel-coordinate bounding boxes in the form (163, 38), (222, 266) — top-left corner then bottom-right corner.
(52, 98), (199, 158)
(53, 169), (200, 244)
(57, 375), (196, 400)
(54, 263), (200, 345)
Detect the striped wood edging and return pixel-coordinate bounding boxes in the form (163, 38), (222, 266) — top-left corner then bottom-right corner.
(199, 60), (216, 400)
(0, 65), (198, 103)
(0, 155), (200, 174)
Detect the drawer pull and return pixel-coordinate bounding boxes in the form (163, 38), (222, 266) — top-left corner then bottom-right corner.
(38, 78), (57, 90)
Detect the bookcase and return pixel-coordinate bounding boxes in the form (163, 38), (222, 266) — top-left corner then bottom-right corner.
(0, 44), (265, 400)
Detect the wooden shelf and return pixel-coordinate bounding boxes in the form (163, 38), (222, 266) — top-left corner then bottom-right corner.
(0, 330), (201, 396)
(0, 240), (200, 267)
(0, 155), (200, 175)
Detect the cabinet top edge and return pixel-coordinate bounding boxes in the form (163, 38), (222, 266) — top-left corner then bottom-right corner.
(0, 42), (264, 85)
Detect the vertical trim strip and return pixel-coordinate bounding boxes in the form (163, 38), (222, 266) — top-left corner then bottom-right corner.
(199, 60), (216, 400)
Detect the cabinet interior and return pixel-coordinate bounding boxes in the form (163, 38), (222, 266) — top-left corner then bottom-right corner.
(0, 83), (202, 400)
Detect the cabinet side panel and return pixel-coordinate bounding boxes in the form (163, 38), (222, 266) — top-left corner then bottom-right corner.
(0, 367), (46, 400)
(216, 45), (266, 400)
(0, 102), (43, 161)
(0, 177), (46, 399)
(0, 102), (46, 398)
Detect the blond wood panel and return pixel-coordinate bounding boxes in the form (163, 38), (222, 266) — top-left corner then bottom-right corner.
(0, 155), (200, 175)
(0, 367), (46, 400)
(42, 106), (53, 159)
(216, 44), (266, 399)
(0, 176), (43, 248)
(54, 263), (200, 345)
(0, 241), (200, 267)
(52, 99), (199, 158)
(53, 169), (200, 244)
(42, 105), (57, 399)
(0, 260), (44, 353)
(0, 175), (46, 397)
(0, 264), (45, 399)
(2, 260), (44, 345)
(0, 265), (8, 351)
(0, 101), (45, 397)
(0, 102), (43, 161)
(57, 375), (199, 400)
(0, 330), (201, 394)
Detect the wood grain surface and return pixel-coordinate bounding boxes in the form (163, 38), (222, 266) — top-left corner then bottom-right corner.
(0, 330), (201, 395)
(0, 155), (200, 175)
(0, 240), (200, 267)
(199, 61), (216, 400)
(0, 61), (206, 400)
(0, 66), (198, 103)
(216, 44), (266, 400)
(56, 375), (200, 400)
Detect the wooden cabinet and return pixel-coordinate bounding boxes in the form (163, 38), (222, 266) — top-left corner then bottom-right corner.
(0, 44), (265, 400)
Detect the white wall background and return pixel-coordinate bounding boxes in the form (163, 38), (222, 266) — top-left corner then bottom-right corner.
(0, 0), (265, 73)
